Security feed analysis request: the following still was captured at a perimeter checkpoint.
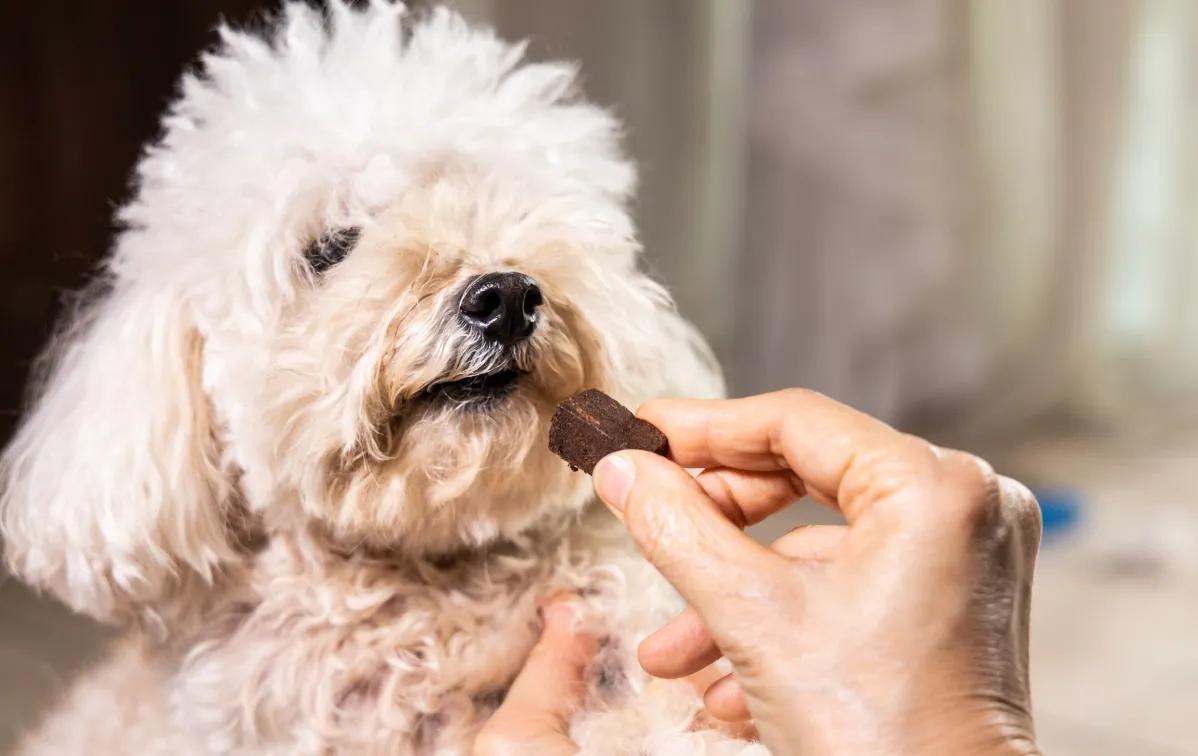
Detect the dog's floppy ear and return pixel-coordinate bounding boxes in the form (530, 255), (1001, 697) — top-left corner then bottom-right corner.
(1, 269), (241, 630)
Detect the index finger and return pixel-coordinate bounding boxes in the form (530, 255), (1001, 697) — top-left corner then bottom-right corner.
(638, 389), (937, 523)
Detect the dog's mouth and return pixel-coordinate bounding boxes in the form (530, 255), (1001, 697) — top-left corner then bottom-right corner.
(422, 368), (522, 407)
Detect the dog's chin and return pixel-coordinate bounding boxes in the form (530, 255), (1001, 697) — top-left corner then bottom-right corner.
(421, 368), (524, 411)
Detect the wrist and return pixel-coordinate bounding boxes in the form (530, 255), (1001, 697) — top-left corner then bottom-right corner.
(903, 698), (1038, 756)
(750, 683), (1037, 756)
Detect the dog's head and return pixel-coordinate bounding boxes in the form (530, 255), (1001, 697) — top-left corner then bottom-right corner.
(0, 3), (721, 628)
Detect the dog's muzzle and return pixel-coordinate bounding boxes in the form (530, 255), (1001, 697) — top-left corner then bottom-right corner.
(422, 272), (543, 407)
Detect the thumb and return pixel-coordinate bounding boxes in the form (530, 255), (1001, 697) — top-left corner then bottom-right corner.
(474, 598), (595, 756)
(593, 451), (783, 624)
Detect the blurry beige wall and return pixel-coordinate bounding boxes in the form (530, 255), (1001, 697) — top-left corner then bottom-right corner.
(449, 0), (1198, 441)
(968, 0), (1198, 436)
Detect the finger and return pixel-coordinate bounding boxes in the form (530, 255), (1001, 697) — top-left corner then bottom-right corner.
(703, 673), (751, 722)
(593, 451), (784, 625)
(771, 524), (847, 561)
(684, 659), (730, 693)
(475, 599), (595, 755)
(638, 607), (719, 679)
(686, 664), (758, 738)
(638, 526), (847, 679)
(504, 600), (595, 722)
(639, 391), (939, 523)
(694, 468), (806, 529)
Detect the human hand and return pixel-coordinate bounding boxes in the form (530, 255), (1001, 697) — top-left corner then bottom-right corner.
(472, 599), (755, 756)
(472, 597), (596, 756)
(591, 389), (1042, 755)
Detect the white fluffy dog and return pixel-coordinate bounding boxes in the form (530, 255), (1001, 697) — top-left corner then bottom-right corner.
(1, 3), (762, 754)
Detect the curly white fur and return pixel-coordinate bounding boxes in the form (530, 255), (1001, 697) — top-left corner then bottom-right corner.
(1, 3), (760, 754)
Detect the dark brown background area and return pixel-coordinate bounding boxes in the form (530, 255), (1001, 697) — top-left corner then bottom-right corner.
(0, 7), (276, 747)
(0, 2), (317, 447)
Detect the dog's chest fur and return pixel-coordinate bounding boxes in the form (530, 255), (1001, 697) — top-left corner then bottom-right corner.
(169, 507), (672, 754)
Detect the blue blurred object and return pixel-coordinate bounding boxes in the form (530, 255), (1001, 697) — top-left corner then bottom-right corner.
(1032, 487), (1082, 541)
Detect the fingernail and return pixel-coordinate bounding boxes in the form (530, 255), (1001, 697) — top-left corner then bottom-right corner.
(593, 453), (636, 513)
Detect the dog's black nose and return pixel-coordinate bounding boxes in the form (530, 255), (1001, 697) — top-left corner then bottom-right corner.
(459, 272), (543, 344)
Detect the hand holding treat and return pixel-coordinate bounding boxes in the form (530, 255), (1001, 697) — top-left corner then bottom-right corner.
(542, 389), (1042, 756)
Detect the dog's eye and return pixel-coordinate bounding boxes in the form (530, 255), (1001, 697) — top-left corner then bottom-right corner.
(304, 227), (361, 274)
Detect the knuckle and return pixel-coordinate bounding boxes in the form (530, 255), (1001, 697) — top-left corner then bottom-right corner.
(625, 493), (672, 563)
(840, 438), (936, 509)
(706, 472), (749, 529)
(924, 448), (998, 527)
(897, 433), (943, 466)
(943, 449), (998, 501)
(628, 486), (726, 577)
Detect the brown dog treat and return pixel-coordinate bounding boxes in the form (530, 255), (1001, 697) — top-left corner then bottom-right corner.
(548, 389), (669, 474)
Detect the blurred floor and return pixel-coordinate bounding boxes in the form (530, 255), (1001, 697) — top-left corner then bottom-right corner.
(0, 577), (111, 754)
(991, 415), (1198, 756)
(1, 420), (1195, 755)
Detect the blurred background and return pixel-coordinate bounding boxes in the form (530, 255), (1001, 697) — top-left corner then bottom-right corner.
(2, 1), (1196, 754)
